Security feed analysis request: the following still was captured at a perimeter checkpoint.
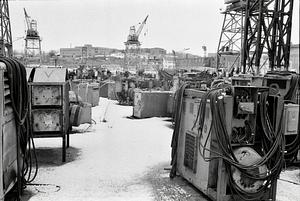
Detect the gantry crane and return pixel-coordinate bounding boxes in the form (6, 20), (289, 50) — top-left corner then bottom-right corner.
(217, 0), (294, 75)
(24, 8), (42, 64)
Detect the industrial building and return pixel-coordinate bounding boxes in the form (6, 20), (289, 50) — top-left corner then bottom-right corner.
(60, 44), (117, 58)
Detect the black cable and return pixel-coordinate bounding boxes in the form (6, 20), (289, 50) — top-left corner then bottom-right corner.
(195, 87), (285, 201)
(0, 57), (38, 198)
(170, 83), (189, 178)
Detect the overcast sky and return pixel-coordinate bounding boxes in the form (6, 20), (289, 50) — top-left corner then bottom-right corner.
(9, 0), (299, 55)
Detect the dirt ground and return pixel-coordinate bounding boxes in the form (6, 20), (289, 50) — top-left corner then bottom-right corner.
(11, 98), (300, 201)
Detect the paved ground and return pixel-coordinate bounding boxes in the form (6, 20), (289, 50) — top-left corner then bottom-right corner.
(19, 98), (209, 201)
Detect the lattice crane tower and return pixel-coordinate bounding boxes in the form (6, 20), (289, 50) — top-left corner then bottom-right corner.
(0, 0), (12, 57)
(123, 15), (148, 72)
(24, 8), (42, 64)
(217, 0), (294, 75)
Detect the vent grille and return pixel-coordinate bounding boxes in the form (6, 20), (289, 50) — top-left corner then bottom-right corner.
(4, 72), (11, 107)
(184, 132), (197, 173)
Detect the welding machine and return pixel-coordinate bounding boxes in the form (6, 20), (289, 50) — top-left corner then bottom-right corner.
(172, 85), (282, 201)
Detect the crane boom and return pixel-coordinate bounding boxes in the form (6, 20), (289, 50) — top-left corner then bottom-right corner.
(23, 8), (30, 30)
(136, 15), (148, 37)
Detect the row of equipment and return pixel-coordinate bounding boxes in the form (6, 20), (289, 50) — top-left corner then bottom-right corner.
(170, 71), (299, 201)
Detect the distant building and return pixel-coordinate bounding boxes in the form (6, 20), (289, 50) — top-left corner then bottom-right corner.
(140, 48), (166, 56)
(290, 44), (299, 73)
(60, 44), (119, 58)
(109, 52), (125, 59)
(60, 47), (81, 57)
(175, 56), (216, 71)
(163, 55), (175, 69)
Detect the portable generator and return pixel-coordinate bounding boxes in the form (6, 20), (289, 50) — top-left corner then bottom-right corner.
(171, 85), (283, 201)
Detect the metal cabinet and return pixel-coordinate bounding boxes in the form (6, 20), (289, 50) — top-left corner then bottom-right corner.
(29, 82), (69, 162)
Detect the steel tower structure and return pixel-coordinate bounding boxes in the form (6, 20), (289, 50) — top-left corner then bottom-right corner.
(24, 8), (42, 64)
(217, 0), (294, 75)
(241, 0), (294, 74)
(0, 0), (12, 57)
(124, 15), (148, 72)
(216, 1), (246, 74)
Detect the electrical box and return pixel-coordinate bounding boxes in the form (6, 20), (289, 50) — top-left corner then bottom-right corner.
(133, 91), (173, 118)
(263, 73), (292, 98)
(99, 81), (117, 100)
(230, 86), (262, 146)
(29, 82), (69, 162)
(231, 76), (252, 86)
(32, 110), (62, 132)
(283, 104), (299, 135)
(0, 64), (18, 200)
(71, 82), (99, 106)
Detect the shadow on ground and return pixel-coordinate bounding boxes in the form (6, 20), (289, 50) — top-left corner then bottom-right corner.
(8, 146), (81, 201)
(34, 146), (81, 167)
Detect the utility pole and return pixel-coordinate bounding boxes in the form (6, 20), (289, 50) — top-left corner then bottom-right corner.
(0, 0), (12, 57)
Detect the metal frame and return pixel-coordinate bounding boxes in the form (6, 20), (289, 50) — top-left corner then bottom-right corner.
(24, 35), (42, 64)
(217, 7), (245, 73)
(217, 0), (294, 75)
(241, 0), (294, 73)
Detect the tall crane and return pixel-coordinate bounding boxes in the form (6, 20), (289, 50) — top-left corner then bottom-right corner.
(24, 8), (39, 38)
(217, 0), (294, 75)
(124, 15), (149, 50)
(0, 0), (12, 57)
(24, 8), (42, 65)
(123, 15), (149, 72)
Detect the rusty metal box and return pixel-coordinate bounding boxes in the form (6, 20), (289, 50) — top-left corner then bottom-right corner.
(29, 82), (69, 135)
(32, 109), (62, 132)
(133, 91), (173, 118)
(31, 85), (62, 106)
